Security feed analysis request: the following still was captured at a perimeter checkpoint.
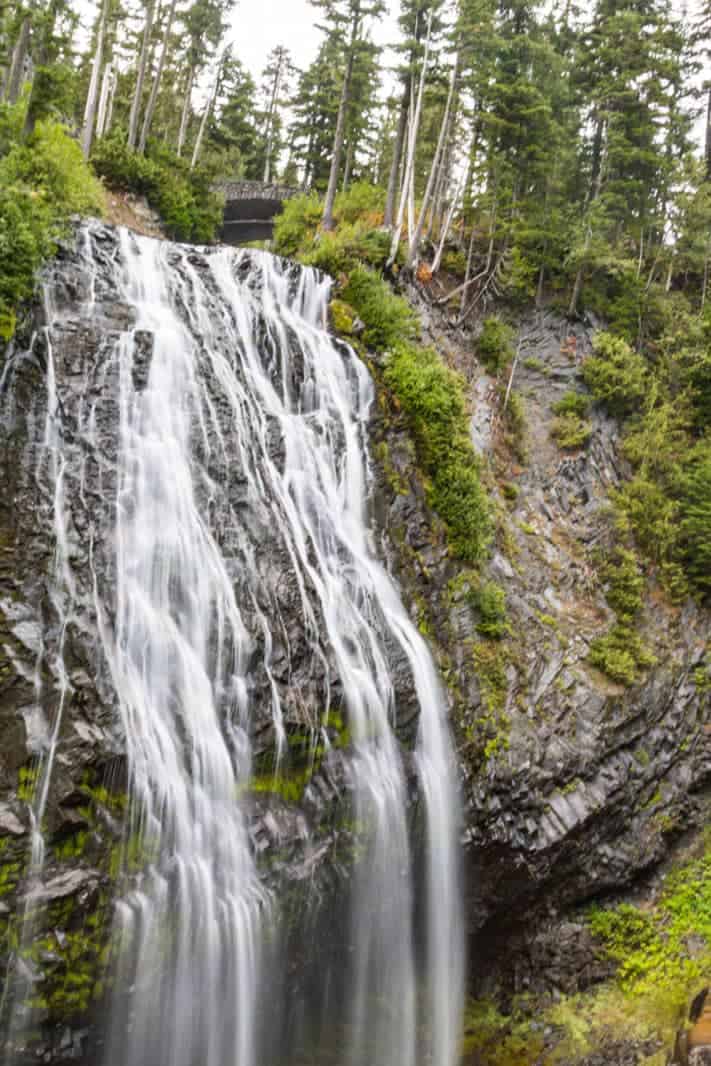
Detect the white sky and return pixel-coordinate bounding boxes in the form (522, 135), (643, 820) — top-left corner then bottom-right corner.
(228, 0), (401, 83)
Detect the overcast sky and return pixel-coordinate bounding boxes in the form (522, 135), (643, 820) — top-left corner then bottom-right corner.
(228, 0), (401, 83)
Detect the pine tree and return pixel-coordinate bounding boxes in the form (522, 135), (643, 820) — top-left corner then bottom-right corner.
(288, 38), (341, 190)
(205, 51), (259, 176)
(310, 0), (386, 229)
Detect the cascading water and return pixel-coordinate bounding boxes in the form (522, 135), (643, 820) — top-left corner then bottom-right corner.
(0, 222), (463, 1066)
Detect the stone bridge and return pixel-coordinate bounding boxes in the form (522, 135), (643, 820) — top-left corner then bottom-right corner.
(214, 179), (300, 245)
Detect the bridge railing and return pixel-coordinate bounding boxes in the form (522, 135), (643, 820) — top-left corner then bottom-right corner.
(213, 179), (300, 203)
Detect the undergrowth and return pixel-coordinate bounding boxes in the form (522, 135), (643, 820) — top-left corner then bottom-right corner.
(462, 837), (711, 1065)
(91, 135), (222, 243)
(0, 116), (104, 339)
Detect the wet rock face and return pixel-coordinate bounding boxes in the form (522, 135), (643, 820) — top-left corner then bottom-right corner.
(0, 223), (708, 1060)
(0, 225), (398, 1056)
(371, 294), (710, 994)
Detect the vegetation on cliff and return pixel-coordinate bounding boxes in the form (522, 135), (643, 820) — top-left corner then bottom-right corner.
(0, 113), (103, 338)
(462, 837), (711, 1066)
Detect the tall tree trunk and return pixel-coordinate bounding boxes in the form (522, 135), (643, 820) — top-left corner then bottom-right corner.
(406, 52), (459, 269)
(387, 10), (433, 267)
(432, 159), (468, 274)
(705, 86), (711, 182)
(127, 0), (156, 150)
(262, 52), (285, 184)
(383, 79), (410, 228)
(461, 225), (476, 314)
(5, 16), (30, 104)
(96, 62), (112, 139)
(176, 65), (194, 157)
(81, 0), (110, 159)
(104, 65), (117, 135)
(321, 6), (360, 231)
(138, 0), (177, 154)
(426, 88), (458, 244)
(190, 50), (225, 170)
(342, 139), (354, 191)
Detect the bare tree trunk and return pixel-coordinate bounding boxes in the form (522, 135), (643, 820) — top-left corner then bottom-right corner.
(461, 225), (476, 314)
(383, 80), (409, 228)
(406, 52), (459, 269)
(432, 163), (467, 274)
(190, 49), (226, 170)
(138, 0), (177, 153)
(177, 65), (194, 157)
(321, 7), (360, 231)
(81, 0), (110, 158)
(5, 16), (30, 104)
(127, 0), (156, 150)
(665, 255), (674, 293)
(503, 336), (524, 411)
(104, 65), (117, 134)
(96, 61), (113, 139)
(426, 91), (458, 244)
(387, 10), (433, 267)
(342, 139), (354, 190)
(407, 164), (415, 242)
(435, 179), (498, 310)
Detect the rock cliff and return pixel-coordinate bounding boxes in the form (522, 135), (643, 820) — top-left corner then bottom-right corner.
(0, 223), (708, 1063)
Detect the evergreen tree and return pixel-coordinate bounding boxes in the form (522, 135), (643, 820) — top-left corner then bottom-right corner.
(255, 45), (296, 183)
(310, 0), (386, 229)
(288, 37), (341, 190)
(205, 51), (258, 177)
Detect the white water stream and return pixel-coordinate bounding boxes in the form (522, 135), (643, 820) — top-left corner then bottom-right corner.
(2, 225), (463, 1066)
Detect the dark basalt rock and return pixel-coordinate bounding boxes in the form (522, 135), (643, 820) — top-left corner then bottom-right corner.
(370, 290), (710, 1008)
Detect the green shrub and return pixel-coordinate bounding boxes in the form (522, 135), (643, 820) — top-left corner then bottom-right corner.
(0, 185), (53, 338)
(613, 474), (681, 567)
(91, 135), (221, 242)
(470, 580), (509, 639)
(552, 390), (591, 418)
(600, 548), (645, 620)
(385, 343), (492, 563)
(523, 355), (545, 373)
(303, 222), (391, 276)
(477, 316), (515, 374)
(440, 249), (467, 277)
(589, 547), (655, 685)
(333, 181), (384, 224)
(504, 390), (527, 461)
(342, 266), (417, 350)
(0, 121), (104, 338)
(275, 190), (494, 567)
(589, 843), (711, 1001)
(582, 332), (649, 415)
(272, 193), (323, 257)
(551, 412), (592, 450)
(0, 120), (104, 218)
(678, 438), (711, 594)
(589, 624), (655, 686)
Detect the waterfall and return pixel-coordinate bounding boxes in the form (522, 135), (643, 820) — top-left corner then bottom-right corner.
(1, 223), (463, 1066)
